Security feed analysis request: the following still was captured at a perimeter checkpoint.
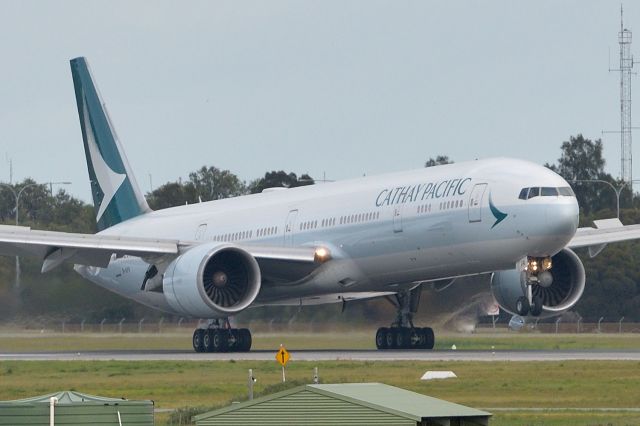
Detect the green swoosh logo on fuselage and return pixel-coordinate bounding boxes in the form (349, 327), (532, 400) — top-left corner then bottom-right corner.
(489, 193), (507, 229)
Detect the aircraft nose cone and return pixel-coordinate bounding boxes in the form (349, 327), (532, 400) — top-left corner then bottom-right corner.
(546, 199), (579, 239)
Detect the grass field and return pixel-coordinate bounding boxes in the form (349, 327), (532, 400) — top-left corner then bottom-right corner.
(1, 359), (639, 425)
(1, 330), (639, 425)
(1, 329), (640, 351)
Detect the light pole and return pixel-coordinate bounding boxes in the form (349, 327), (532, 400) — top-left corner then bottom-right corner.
(570, 179), (627, 219)
(0, 181), (71, 288)
(48, 181), (72, 195)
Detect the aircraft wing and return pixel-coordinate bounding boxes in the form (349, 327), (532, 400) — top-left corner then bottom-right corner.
(568, 218), (640, 257)
(0, 225), (329, 282)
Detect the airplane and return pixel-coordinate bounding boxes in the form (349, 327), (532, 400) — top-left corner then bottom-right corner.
(1, 57), (640, 353)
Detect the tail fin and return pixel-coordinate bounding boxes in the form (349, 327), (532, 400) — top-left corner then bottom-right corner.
(70, 57), (151, 231)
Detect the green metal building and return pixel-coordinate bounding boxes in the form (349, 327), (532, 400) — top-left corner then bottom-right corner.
(0, 391), (154, 425)
(195, 383), (490, 426)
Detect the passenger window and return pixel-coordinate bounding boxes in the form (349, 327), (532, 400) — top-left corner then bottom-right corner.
(518, 188), (529, 200)
(541, 187), (558, 196)
(527, 187), (540, 199)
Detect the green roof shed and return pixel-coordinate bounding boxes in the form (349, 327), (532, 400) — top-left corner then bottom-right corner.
(195, 383), (491, 426)
(0, 391), (154, 425)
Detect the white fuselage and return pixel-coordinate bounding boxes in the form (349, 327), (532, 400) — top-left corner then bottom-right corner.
(76, 157), (579, 315)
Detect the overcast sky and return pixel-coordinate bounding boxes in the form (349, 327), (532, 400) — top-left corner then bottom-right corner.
(0, 1), (637, 201)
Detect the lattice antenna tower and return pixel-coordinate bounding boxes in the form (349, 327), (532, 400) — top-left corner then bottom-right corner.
(612, 5), (635, 188)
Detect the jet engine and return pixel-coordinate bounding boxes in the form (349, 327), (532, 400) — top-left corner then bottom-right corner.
(163, 242), (261, 318)
(490, 248), (585, 317)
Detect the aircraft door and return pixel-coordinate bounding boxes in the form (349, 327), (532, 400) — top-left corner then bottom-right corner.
(393, 206), (403, 233)
(284, 209), (298, 246)
(195, 224), (207, 240)
(468, 183), (487, 222)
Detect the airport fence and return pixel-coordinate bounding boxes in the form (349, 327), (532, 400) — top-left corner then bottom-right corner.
(11, 317), (640, 334)
(476, 318), (640, 334)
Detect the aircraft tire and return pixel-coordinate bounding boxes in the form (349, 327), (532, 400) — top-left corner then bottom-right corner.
(408, 328), (420, 349)
(396, 328), (411, 349)
(422, 327), (435, 350)
(415, 328), (426, 349)
(203, 330), (215, 353)
(227, 329), (240, 351)
(376, 328), (389, 349)
(212, 329), (228, 352)
(193, 329), (205, 353)
(385, 328), (397, 349)
(530, 295), (544, 316)
(238, 328), (252, 352)
(516, 296), (530, 316)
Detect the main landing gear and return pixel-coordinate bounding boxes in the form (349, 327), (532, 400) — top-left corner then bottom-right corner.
(515, 256), (551, 317)
(192, 319), (252, 353)
(375, 287), (435, 350)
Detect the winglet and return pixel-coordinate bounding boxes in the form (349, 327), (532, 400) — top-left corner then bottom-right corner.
(70, 57), (151, 231)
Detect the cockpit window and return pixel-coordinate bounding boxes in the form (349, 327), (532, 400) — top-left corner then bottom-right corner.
(558, 186), (575, 196)
(541, 187), (558, 196)
(519, 186), (575, 199)
(518, 188), (529, 200)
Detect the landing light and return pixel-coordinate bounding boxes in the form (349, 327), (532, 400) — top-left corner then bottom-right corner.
(314, 247), (331, 263)
(526, 256), (553, 274)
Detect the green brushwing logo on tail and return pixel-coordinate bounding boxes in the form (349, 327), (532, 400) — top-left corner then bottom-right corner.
(489, 193), (507, 229)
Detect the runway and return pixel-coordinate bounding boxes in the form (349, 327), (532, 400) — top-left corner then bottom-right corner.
(2, 349), (640, 362)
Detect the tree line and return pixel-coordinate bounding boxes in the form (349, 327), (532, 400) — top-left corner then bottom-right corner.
(1, 136), (640, 325)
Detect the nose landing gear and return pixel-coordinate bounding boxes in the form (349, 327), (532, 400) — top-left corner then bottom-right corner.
(192, 319), (252, 353)
(375, 287), (435, 350)
(517, 256), (551, 317)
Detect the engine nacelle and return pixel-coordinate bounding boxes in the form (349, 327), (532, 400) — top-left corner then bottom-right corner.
(491, 248), (585, 317)
(163, 242), (261, 318)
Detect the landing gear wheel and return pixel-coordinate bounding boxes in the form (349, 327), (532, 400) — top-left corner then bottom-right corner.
(416, 328), (427, 349)
(423, 327), (435, 350)
(396, 328), (411, 349)
(203, 330), (215, 352)
(375, 286), (437, 351)
(376, 327), (389, 349)
(530, 295), (543, 317)
(211, 329), (228, 352)
(193, 329), (205, 353)
(385, 328), (397, 349)
(375, 326), (435, 350)
(226, 329), (240, 351)
(238, 328), (252, 352)
(408, 328), (420, 349)
(193, 326), (252, 353)
(516, 296), (530, 316)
